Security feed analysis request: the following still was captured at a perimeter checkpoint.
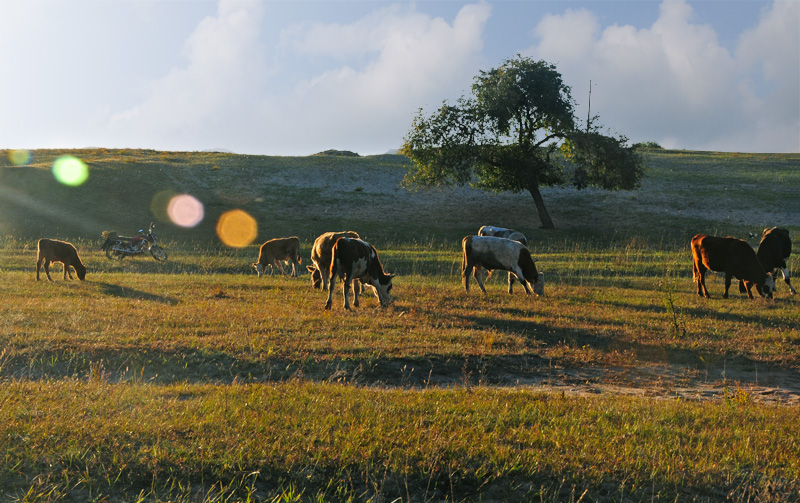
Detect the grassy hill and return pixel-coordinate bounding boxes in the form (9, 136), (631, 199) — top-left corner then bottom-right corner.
(2, 148), (798, 247)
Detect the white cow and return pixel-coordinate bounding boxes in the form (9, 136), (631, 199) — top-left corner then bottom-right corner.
(462, 235), (544, 296)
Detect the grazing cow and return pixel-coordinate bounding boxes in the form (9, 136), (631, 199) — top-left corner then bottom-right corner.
(478, 225), (529, 290)
(306, 231), (360, 290)
(36, 238), (87, 281)
(252, 237), (301, 277)
(739, 227), (795, 295)
(478, 225), (528, 247)
(691, 234), (774, 299)
(461, 236), (544, 296)
(325, 237), (394, 310)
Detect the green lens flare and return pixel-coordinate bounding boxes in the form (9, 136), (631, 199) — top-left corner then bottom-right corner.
(52, 155), (89, 186)
(9, 149), (32, 166)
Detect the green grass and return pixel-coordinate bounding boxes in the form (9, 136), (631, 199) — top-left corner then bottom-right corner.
(0, 148), (798, 501)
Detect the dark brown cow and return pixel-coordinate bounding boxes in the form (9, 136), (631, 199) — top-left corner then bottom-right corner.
(306, 231), (360, 290)
(36, 238), (87, 281)
(691, 234), (774, 299)
(461, 236), (544, 296)
(253, 237), (301, 277)
(739, 227), (795, 295)
(325, 237), (394, 310)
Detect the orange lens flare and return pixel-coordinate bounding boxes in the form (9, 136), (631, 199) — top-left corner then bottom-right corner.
(216, 209), (257, 248)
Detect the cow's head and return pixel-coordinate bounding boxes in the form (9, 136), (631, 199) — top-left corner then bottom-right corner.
(253, 262), (265, 277)
(533, 272), (545, 296)
(373, 273), (395, 306)
(307, 265), (322, 289)
(759, 273), (776, 299)
(75, 262), (87, 281)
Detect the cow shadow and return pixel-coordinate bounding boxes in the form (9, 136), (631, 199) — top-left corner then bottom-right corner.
(94, 281), (179, 305)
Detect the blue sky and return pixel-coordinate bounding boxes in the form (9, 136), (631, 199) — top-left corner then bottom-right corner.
(1, 0), (797, 155)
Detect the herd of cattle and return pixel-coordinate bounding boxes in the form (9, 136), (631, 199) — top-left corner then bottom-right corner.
(34, 225), (794, 309)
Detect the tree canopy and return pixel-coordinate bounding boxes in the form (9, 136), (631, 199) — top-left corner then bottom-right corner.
(401, 56), (644, 229)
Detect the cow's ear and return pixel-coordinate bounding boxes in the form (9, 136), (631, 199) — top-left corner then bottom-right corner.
(389, 273), (397, 278)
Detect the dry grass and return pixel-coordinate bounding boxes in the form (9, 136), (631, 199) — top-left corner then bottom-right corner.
(0, 148), (798, 501)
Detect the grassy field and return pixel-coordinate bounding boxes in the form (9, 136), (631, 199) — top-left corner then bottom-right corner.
(0, 148), (799, 502)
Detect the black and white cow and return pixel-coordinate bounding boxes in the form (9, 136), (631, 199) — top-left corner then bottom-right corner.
(325, 237), (395, 310)
(478, 225), (529, 290)
(461, 235), (544, 296)
(478, 225), (528, 247)
(739, 227), (795, 295)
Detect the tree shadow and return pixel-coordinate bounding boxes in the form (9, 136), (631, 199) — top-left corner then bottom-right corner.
(94, 281), (179, 305)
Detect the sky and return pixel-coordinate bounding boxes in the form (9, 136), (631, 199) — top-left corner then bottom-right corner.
(1, 0), (798, 156)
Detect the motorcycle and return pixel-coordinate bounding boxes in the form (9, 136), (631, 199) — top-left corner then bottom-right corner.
(101, 222), (168, 262)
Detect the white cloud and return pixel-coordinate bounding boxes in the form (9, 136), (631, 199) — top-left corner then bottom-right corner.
(735, 1), (800, 152)
(108, 1), (490, 154)
(265, 2), (491, 154)
(109, 0), (267, 148)
(526, 0), (799, 152)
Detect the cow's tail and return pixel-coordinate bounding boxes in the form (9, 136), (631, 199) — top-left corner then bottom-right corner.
(461, 236), (472, 276)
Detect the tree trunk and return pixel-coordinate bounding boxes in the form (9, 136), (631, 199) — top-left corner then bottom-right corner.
(528, 184), (555, 229)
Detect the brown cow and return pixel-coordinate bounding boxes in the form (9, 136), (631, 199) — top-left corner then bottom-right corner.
(691, 234), (774, 299)
(306, 231), (360, 290)
(253, 237), (301, 277)
(325, 237), (394, 310)
(36, 238), (87, 281)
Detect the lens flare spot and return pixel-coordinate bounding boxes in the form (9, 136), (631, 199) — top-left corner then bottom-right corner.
(9, 149), (32, 166)
(167, 194), (204, 228)
(52, 155), (89, 186)
(150, 190), (178, 223)
(216, 209), (257, 248)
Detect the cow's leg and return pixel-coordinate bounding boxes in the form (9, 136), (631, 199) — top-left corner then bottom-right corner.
(36, 257), (44, 281)
(510, 268), (531, 295)
(694, 260), (709, 297)
(723, 273), (732, 299)
(325, 265), (337, 310)
(700, 271), (710, 298)
(780, 267), (796, 294)
(462, 260), (473, 292)
(64, 263), (73, 280)
(343, 276), (353, 310)
(320, 266), (329, 291)
(273, 259), (286, 276)
(352, 278), (360, 308)
(43, 260), (53, 281)
(473, 266), (488, 294)
(290, 258), (298, 277)
(507, 272), (515, 294)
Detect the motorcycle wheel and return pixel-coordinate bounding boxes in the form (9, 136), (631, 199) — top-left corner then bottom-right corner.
(105, 247), (124, 261)
(150, 245), (168, 262)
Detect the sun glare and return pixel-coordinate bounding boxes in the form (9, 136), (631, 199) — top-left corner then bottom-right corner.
(216, 209), (257, 248)
(52, 155), (89, 186)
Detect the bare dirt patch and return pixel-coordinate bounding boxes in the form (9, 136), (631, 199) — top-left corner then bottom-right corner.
(321, 355), (800, 406)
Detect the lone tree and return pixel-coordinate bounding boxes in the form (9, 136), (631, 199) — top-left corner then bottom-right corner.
(401, 56), (644, 229)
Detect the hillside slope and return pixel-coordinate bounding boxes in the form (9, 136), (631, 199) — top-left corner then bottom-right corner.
(1, 148), (797, 246)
